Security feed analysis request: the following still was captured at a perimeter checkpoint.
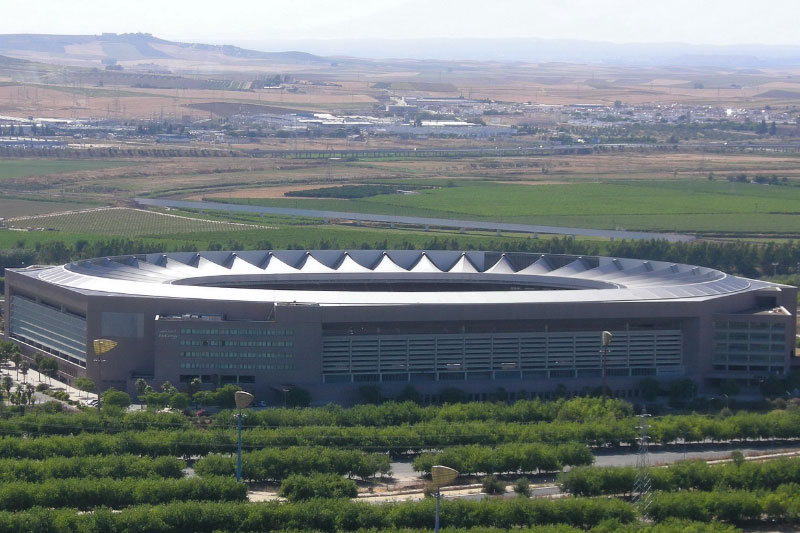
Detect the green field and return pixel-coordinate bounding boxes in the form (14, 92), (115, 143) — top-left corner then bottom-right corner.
(0, 159), (134, 179)
(214, 180), (800, 234)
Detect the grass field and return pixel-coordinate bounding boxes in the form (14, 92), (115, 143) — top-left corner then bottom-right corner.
(214, 180), (800, 235)
(5, 208), (272, 236)
(0, 159), (134, 179)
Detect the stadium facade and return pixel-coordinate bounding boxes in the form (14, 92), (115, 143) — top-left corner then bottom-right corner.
(4, 250), (797, 404)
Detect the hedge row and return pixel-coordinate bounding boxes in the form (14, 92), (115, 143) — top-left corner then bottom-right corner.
(3, 409), (800, 458)
(0, 409), (191, 435)
(0, 455), (184, 482)
(560, 457), (800, 496)
(413, 443), (593, 475)
(0, 476), (245, 511)
(212, 397), (634, 428)
(0, 497), (637, 532)
(650, 484), (800, 525)
(195, 447), (391, 482)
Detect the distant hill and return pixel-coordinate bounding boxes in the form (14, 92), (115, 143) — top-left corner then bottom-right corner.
(0, 33), (330, 67)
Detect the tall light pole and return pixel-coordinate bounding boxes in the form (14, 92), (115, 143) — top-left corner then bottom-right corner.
(601, 331), (613, 403)
(92, 339), (117, 410)
(234, 390), (254, 482)
(431, 465), (458, 533)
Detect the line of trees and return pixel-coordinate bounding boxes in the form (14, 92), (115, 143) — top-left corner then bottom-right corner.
(648, 485), (800, 525)
(559, 456), (800, 497)
(0, 455), (184, 482)
(2, 408), (800, 458)
(0, 497), (638, 532)
(194, 447), (391, 482)
(211, 397), (633, 429)
(412, 443), (593, 476)
(0, 476), (245, 511)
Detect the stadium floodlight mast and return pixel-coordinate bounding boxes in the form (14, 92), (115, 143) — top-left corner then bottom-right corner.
(431, 465), (458, 533)
(234, 390), (254, 482)
(92, 339), (117, 410)
(601, 331), (613, 403)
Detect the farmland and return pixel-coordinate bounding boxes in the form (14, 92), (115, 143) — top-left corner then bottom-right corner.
(4, 207), (271, 236)
(0, 197), (96, 218)
(213, 179), (800, 235)
(0, 159), (134, 180)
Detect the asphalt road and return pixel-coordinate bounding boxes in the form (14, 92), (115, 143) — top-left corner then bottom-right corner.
(136, 198), (695, 242)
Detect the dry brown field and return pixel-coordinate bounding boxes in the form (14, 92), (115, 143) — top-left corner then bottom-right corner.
(3, 58), (800, 120)
(5, 151), (796, 206)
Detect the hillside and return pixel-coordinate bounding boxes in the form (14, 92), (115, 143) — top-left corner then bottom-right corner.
(0, 33), (330, 70)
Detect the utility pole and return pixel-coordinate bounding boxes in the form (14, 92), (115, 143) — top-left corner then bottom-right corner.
(633, 411), (653, 517)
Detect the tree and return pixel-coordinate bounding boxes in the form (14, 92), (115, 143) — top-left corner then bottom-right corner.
(278, 473), (357, 502)
(10, 351), (21, 380)
(187, 377), (202, 396)
(23, 384), (34, 405)
(135, 378), (148, 397)
(285, 386), (311, 408)
(638, 378), (661, 402)
(358, 385), (383, 404)
(439, 387), (466, 404)
(1, 376), (12, 399)
(20, 362), (29, 383)
(102, 388), (131, 409)
(481, 475), (505, 494)
(396, 385), (422, 404)
(39, 358), (58, 385)
(769, 121), (777, 135)
(161, 381), (177, 394)
(513, 477), (532, 497)
(74, 377), (95, 397)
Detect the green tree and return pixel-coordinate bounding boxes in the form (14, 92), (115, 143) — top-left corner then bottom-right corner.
(74, 377), (95, 397)
(278, 473), (357, 501)
(135, 378), (148, 397)
(1, 376), (12, 399)
(285, 386), (311, 408)
(20, 361), (29, 384)
(102, 388), (131, 409)
(39, 358), (58, 384)
(513, 477), (532, 497)
(11, 351), (22, 380)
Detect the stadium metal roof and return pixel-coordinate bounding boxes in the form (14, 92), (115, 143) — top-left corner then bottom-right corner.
(16, 250), (773, 306)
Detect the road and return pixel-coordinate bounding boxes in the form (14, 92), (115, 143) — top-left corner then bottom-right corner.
(136, 198), (695, 243)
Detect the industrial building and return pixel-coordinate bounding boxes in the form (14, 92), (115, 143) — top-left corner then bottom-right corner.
(4, 250), (797, 404)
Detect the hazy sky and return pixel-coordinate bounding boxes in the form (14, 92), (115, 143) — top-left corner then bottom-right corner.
(5, 0), (800, 46)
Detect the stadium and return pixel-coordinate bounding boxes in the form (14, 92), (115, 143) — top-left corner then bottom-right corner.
(3, 249), (797, 404)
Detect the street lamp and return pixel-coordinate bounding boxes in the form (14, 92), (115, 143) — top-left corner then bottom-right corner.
(431, 465), (458, 533)
(601, 331), (613, 403)
(234, 390), (254, 482)
(92, 339), (117, 410)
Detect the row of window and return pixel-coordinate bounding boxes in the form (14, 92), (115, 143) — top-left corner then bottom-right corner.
(321, 366), (668, 384)
(715, 321), (785, 331)
(179, 328), (293, 336)
(179, 374), (256, 384)
(715, 332), (785, 342)
(179, 362), (292, 371)
(180, 351), (293, 359)
(179, 339), (293, 347)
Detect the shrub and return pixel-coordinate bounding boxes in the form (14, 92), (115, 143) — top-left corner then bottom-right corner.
(482, 475), (505, 494)
(278, 473), (357, 501)
(513, 477), (532, 497)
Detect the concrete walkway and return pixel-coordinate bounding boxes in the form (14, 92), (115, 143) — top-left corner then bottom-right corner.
(0, 362), (98, 407)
